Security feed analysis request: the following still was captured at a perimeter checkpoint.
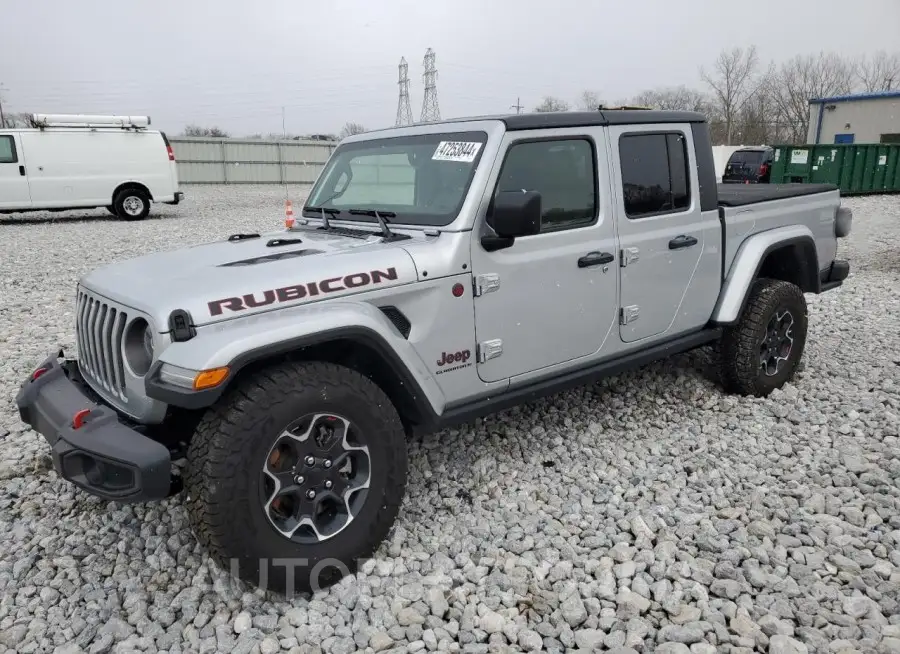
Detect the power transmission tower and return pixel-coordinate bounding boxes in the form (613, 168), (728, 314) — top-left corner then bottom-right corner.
(395, 57), (413, 127)
(420, 48), (441, 123)
(511, 97), (524, 114)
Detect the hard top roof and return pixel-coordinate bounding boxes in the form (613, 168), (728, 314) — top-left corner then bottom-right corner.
(358, 109), (708, 137)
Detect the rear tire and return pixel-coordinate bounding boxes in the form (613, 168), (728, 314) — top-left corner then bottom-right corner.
(184, 360), (408, 596)
(720, 278), (808, 396)
(112, 188), (151, 220)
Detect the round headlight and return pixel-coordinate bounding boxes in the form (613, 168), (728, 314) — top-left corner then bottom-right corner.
(143, 324), (154, 360)
(124, 318), (154, 376)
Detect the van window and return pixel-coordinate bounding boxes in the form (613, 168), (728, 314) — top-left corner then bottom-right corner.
(0, 136), (16, 163)
(619, 132), (691, 218)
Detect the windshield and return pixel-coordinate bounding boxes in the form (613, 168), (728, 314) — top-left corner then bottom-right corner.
(728, 150), (766, 164)
(304, 130), (488, 226)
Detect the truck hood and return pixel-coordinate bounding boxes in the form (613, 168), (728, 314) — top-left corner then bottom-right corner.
(79, 227), (421, 331)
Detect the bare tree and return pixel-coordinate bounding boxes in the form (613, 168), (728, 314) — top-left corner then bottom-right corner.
(577, 90), (602, 111)
(1, 112), (36, 128)
(768, 52), (855, 143)
(855, 50), (900, 92)
(182, 124), (230, 138)
(700, 46), (761, 144)
(533, 96), (570, 112)
(339, 122), (367, 139)
(631, 86), (712, 113)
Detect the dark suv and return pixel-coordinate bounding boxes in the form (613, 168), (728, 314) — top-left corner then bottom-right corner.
(722, 146), (774, 184)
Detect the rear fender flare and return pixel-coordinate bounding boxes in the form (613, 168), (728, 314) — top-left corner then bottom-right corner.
(144, 301), (445, 420)
(711, 225), (819, 325)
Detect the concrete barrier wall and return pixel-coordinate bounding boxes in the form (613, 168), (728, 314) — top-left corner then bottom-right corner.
(170, 137), (337, 185)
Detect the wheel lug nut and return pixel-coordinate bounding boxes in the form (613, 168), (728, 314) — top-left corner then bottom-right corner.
(306, 489), (316, 499)
(324, 459), (332, 469)
(294, 475), (304, 484)
(305, 455), (315, 466)
(324, 480), (333, 489)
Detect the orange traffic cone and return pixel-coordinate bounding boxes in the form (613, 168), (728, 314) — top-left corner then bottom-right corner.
(285, 199), (295, 228)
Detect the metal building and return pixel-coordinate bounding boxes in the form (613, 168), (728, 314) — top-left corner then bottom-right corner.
(807, 90), (900, 145)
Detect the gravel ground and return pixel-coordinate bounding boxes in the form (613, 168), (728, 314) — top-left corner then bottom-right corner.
(1, 185), (899, 654)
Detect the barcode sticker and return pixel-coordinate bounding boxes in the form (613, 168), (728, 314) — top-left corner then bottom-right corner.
(432, 141), (482, 162)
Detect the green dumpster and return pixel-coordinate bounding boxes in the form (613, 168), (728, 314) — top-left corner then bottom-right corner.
(769, 143), (900, 195)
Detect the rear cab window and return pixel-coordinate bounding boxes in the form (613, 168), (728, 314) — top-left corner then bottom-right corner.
(0, 135), (17, 163)
(728, 150), (765, 165)
(618, 132), (691, 218)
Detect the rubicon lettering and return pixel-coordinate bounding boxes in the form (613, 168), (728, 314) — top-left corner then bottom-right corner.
(207, 267), (399, 316)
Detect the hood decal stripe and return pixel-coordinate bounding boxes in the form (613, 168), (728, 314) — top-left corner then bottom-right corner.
(207, 266), (399, 316)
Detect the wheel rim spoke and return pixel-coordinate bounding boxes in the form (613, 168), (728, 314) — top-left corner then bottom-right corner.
(260, 412), (371, 544)
(759, 309), (795, 377)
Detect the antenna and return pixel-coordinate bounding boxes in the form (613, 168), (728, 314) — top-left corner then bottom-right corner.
(395, 57), (413, 127)
(420, 48), (441, 123)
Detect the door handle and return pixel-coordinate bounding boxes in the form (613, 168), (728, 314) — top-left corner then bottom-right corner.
(577, 251), (615, 268)
(18, 165), (25, 176)
(668, 235), (698, 250)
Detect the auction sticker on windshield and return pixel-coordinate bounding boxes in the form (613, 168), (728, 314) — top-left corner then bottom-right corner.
(432, 141), (483, 162)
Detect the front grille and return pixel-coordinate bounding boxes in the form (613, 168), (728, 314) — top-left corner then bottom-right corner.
(76, 290), (129, 401)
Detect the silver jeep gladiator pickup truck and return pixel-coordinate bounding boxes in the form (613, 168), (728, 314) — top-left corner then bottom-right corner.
(16, 108), (852, 594)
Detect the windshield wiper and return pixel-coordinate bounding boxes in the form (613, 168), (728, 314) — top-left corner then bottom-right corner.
(302, 205), (341, 230)
(347, 209), (409, 242)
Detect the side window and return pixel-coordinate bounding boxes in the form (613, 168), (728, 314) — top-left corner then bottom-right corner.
(0, 136), (17, 164)
(619, 132), (691, 218)
(495, 138), (597, 231)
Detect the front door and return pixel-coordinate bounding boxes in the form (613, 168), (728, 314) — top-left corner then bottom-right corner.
(0, 134), (31, 209)
(470, 128), (619, 383)
(609, 126), (705, 343)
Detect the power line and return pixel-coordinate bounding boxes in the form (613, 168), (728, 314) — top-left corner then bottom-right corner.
(395, 57), (413, 127)
(511, 97), (524, 114)
(420, 48), (441, 123)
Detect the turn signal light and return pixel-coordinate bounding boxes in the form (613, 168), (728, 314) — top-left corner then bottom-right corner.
(193, 367), (230, 390)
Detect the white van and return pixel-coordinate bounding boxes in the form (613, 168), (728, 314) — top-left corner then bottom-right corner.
(0, 114), (184, 220)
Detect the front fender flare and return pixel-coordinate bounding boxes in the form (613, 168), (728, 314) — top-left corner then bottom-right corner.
(711, 225), (818, 325)
(144, 301), (445, 420)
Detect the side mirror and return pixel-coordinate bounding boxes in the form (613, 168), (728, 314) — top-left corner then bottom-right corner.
(487, 190), (542, 238)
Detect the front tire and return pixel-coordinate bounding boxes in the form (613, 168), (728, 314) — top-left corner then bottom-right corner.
(184, 361), (408, 595)
(720, 278), (808, 396)
(112, 188), (151, 220)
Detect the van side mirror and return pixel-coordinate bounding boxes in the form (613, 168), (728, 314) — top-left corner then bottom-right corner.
(486, 190), (542, 239)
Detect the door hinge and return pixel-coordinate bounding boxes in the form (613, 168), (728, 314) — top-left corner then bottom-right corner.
(473, 273), (500, 297)
(620, 247), (640, 267)
(620, 305), (640, 325)
(477, 339), (503, 363)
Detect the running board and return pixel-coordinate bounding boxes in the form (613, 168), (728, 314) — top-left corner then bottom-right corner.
(436, 328), (722, 429)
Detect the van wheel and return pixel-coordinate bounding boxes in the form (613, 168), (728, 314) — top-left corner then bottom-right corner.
(184, 360), (408, 596)
(719, 278), (808, 397)
(112, 188), (151, 220)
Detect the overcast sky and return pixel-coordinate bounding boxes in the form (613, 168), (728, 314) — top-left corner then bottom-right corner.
(2, 0), (898, 136)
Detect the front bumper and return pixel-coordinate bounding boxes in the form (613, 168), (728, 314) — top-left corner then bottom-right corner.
(14, 352), (172, 502)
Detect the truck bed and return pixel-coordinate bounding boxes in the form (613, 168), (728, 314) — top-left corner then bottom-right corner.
(717, 183), (838, 207)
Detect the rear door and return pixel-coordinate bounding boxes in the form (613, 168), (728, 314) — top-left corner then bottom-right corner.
(0, 133), (31, 209)
(610, 125), (705, 344)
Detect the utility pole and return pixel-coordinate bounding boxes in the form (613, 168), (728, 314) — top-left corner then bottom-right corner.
(0, 84), (7, 128)
(510, 97), (524, 114)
